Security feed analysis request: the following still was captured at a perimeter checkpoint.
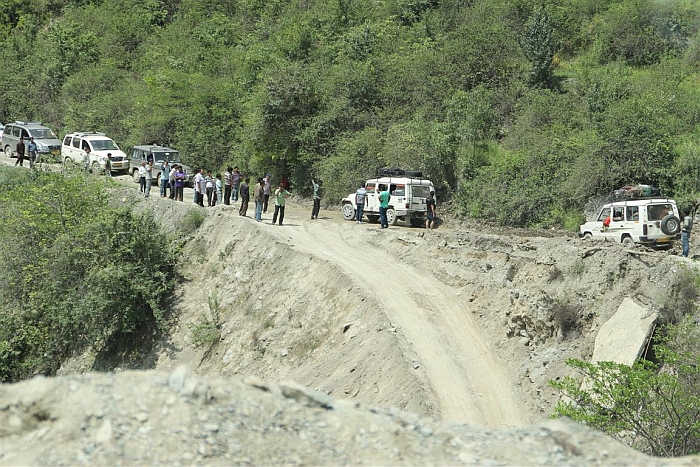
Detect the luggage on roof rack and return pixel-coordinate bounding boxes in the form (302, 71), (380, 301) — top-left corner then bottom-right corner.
(377, 167), (423, 178)
(612, 184), (661, 201)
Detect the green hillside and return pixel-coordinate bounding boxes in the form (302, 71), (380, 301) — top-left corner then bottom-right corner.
(1, 0), (699, 227)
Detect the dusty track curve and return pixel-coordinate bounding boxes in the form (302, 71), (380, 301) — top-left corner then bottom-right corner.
(264, 207), (524, 427)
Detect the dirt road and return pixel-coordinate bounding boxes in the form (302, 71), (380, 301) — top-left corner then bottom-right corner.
(258, 203), (525, 427)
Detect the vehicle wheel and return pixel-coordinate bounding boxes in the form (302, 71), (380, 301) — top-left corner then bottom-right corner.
(660, 214), (681, 235)
(582, 232), (593, 240)
(367, 215), (379, 224)
(63, 156), (72, 166)
(621, 236), (635, 248)
(386, 208), (397, 226)
(410, 218), (423, 228)
(4, 145), (12, 158)
(91, 162), (100, 174)
(341, 203), (355, 221)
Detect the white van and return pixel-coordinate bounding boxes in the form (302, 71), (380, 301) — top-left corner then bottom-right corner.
(341, 173), (435, 227)
(61, 132), (129, 175)
(579, 198), (681, 247)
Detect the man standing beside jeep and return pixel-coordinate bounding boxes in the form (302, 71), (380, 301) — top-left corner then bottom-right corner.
(378, 186), (390, 229)
(681, 209), (693, 258)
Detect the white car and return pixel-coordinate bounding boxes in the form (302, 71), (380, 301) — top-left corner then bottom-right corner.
(579, 198), (681, 247)
(341, 171), (435, 227)
(61, 132), (129, 175)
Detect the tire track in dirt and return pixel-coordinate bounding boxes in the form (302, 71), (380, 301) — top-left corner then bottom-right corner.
(264, 208), (525, 427)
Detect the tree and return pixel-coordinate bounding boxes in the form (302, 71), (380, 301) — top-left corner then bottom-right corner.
(521, 5), (557, 88)
(550, 318), (700, 457)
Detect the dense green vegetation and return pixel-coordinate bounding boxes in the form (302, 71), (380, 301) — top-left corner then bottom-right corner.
(0, 166), (176, 381)
(1, 0), (700, 226)
(551, 317), (700, 456)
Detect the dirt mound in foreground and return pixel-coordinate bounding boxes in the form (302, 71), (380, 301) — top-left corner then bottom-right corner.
(1, 368), (697, 466)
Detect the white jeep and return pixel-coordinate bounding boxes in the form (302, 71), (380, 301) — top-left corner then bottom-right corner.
(341, 173), (435, 227)
(579, 198), (681, 247)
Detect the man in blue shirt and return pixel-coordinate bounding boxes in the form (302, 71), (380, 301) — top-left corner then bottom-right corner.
(378, 186), (390, 228)
(27, 137), (38, 168)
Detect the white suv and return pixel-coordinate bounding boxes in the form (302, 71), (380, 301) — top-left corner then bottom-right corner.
(341, 171), (435, 227)
(62, 132), (129, 175)
(579, 198), (681, 247)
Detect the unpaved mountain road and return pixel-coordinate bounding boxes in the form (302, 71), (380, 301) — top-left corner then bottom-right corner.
(257, 204), (525, 427)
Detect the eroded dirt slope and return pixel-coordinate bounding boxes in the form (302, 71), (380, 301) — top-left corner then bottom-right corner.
(145, 194), (695, 427)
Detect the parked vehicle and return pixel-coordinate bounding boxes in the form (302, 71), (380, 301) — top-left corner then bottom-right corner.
(2, 121), (62, 159)
(341, 169), (435, 227)
(61, 132), (129, 175)
(130, 145), (192, 187)
(579, 198), (681, 247)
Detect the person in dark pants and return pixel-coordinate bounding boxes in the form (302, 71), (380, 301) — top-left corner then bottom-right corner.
(262, 173), (271, 213)
(271, 183), (291, 226)
(14, 138), (25, 166)
(239, 177), (250, 216)
(681, 209), (693, 258)
(425, 191), (436, 230)
(311, 178), (322, 219)
(378, 186), (390, 228)
(224, 166), (233, 205)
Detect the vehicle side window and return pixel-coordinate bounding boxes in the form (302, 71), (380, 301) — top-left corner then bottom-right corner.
(378, 184), (388, 192)
(21, 129), (29, 139)
(81, 140), (90, 151)
(597, 208), (610, 222)
(612, 207), (624, 221)
(626, 206), (639, 221)
(391, 184), (405, 196)
(72, 137), (80, 148)
(63, 136), (72, 146)
(365, 183), (375, 193)
(12, 126), (20, 137)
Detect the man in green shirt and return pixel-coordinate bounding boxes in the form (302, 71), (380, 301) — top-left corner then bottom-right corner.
(272, 183), (291, 225)
(378, 186), (390, 228)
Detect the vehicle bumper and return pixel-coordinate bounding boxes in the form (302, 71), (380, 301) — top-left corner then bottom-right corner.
(638, 234), (680, 243)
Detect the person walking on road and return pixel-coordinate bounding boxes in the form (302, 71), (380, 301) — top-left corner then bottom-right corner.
(239, 177), (250, 216)
(272, 183), (291, 226)
(355, 185), (367, 224)
(378, 186), (390, 228)
(138, 161), (147, 193)
(27, 137), (37, 168)
(426, 191), (436, 230)
(262, 173), (271, 213)
(14, 138), (26, 167)
(311, 178), (322, 219)
(682, 209), (693, 258)
(254, 178), (264, 222)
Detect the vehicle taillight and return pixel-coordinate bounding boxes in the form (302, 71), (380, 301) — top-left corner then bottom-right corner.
(405, 203), (409, 208)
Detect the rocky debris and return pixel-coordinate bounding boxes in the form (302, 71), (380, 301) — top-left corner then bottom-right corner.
(1, 368), (698, 466)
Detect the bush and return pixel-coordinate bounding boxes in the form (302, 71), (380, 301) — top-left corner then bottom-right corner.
(550, 318), (700, 457)
(0, 168), (176, 382)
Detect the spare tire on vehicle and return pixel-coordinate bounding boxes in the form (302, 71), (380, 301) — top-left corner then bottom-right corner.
(660, 214), (681, 235)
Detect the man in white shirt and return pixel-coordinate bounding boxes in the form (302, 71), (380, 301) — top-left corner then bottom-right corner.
(193, 168), (205, 206)
(138, 161), (147, 193)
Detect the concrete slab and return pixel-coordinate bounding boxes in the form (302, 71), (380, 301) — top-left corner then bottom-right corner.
(591, 297), (658, 365)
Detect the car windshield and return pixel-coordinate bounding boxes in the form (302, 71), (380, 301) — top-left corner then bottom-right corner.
(30, 128), (57, 139)
(153, 151), (180, 163)
(90, 139), (119, 151)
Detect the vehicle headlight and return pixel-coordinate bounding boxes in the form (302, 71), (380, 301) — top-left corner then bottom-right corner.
(36, 143), (48, 151)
